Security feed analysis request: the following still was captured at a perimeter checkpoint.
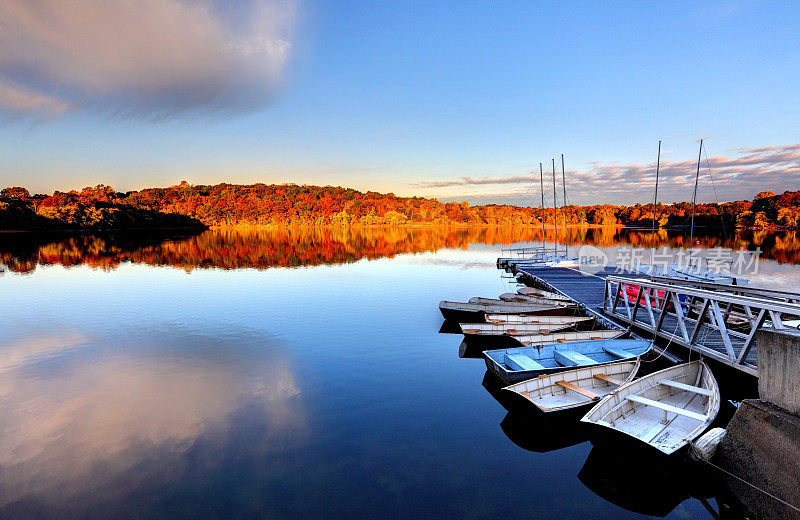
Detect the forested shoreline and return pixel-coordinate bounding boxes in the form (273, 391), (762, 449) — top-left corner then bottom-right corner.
(0, 183), (797, 230)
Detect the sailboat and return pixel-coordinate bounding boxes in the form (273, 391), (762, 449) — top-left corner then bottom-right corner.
(513, 155), (579, 269)
(632, 140), (748, 286)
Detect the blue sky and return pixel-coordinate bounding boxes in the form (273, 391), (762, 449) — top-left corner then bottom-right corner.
(0, 1), (798, 205)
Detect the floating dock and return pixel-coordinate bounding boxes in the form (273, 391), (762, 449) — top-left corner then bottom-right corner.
(514, 265), (800, 378)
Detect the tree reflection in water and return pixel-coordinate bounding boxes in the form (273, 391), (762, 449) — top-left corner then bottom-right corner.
(2, 226), (798, 274)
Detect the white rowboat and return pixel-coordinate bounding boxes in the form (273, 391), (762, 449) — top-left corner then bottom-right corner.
(515, 329), (626, 347)
(439, 300), (570, 322)
(470, 297), (575, 308)
(484, 314), (594, 325)
(581, 360), (720, 455)
(499, 293), (574, 305)
(503, 359), (641, 412)
(459, 321), (583, 336)
(517, 287), (572, 301)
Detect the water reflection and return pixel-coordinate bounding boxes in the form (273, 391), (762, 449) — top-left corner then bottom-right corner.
(499, 411), (591, 454)
(0, 222), (785, 519)
(2, 226), (799, 274)
(0, 327), (304, 518)
(477, 352), (733, 518)
(480, 371), (591, 453)
(578, 444), (716, 517)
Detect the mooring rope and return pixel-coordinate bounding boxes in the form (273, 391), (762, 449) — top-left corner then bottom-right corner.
(645, 317), (681, 363)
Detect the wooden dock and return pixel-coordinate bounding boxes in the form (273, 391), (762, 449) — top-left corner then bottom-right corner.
(515, 265), (636, 334)
(516, 265), (616, 310)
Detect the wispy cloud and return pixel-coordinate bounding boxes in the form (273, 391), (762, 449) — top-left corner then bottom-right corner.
(0, 0), (297, 120)
(417, 143), (800, 205)
(414, 174), (536, 189)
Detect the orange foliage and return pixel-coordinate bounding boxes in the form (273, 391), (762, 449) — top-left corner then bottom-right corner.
(2, 227), (799, 274)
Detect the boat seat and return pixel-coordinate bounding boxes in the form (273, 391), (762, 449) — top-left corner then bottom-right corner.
(593, 373), (624, 386)
(505, 329), (519, 335)
(658, 380), (713, 396)
(554, 349), (596, 367)
(555, 380), (600, 400)
(504, 353), (545, 372)
(603, 346), (634, 359)
(625, 394), (708, 421)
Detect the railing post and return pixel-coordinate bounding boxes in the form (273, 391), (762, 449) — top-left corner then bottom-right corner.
(671, 292), (691, 343)
(737, 309), (767, 365)
(711, 300), (736, 361)
(630, 286), (644, 322)
(642, 289), (656, 328)
(689, 298), (711, 344)
(611, 280), (621, 313)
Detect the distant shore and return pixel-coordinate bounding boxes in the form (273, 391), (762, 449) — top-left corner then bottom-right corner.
(2, 183), (797, 231)
(2, 222), (797, 234)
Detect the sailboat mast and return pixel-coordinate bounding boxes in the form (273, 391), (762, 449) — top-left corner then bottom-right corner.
(561, 154), (567, 257)
(652, 141), (661, 236)
(561, 154), (567, 215)
(689, 139), (703, 248)
(539, 163), (545, 252)
(650, 141), (662, 272)
(552, 158), (558, 255)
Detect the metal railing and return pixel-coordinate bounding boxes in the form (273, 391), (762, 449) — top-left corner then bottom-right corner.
(602, 276), (800, 376)
(651, 276), (800, 305)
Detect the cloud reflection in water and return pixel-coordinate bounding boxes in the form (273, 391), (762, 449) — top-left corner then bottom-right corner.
(0, 326), (304, 517)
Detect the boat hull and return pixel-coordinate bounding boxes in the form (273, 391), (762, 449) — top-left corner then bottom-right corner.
(484, 314), (595, 326)
(439, 301), (572, 322)
(581, 360), (720, 455)
(483, 339), (652, 384)
(459, 321), (580, 337)
(517, 287), (572, 301)
(502, 359), (640, 413)
(498, 293), (573, 305)
(513, 329), (626, 347)
(470, 297), (576, 308)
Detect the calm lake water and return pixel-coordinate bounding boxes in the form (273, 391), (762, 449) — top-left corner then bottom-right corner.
(1, 227), (798, 519)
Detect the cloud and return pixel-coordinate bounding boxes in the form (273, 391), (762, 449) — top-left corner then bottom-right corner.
(417, 143), (800, 205)
(0, 79), (72, 114)
(414, 174), (537, 189)
(0, 0), (297, 120)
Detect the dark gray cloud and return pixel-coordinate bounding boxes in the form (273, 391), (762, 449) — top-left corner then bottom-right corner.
(0, 0), (297, 120)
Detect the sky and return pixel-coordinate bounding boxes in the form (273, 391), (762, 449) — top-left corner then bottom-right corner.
(0, 0), (798, 206)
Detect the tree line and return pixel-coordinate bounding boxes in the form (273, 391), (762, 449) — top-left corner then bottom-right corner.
(0, 183), (797, 230)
